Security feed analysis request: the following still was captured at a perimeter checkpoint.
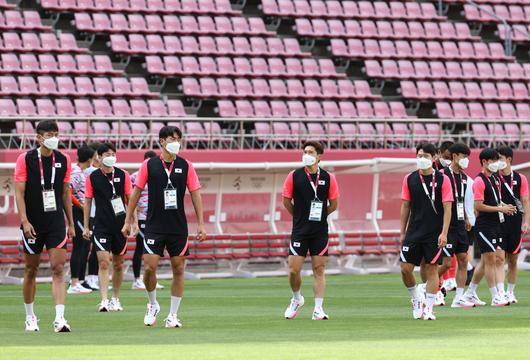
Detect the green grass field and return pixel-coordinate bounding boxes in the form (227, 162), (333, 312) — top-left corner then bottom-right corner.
(1, 273), (530, 359)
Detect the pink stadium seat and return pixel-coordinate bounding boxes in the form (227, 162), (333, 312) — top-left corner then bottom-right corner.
(93, 77), (113, 96)
(322, 101), (341, 118)
(452, 102), (470, 118)
(55, 99), (75, 116)
(339, 101), (357, 117)
(235, 100), (253, 117)
(435, 102), (453, 118)
(287, 101), (306, 117)
(93, 99), (113, 117)
(270, 100), (289, 117)
(357, 101), (374, 117)
(468, 103), (486, 119)
(36, 99), (56, 116)
(305, 101), (324, 117)
(234, 78), (252, 97)
(112, 99), (132, 117)
(516, 103), (530, 118)
(20, 54), (39, 73)
(500, 103), (517, 119)
(373, 102), (391, 118)
(167, 99), (187, 116)
(484, 103), (501, 119)
(16, 99), (36, 116)
(148, 99), (169, 116)
(74, 76), (95, 96)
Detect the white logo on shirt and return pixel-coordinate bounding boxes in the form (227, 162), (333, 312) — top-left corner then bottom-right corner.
(55, 163), (62, 168)
(293, 242), (300, 247)
(402, 246), (409, 252)
(318, 180), (326, 185)
(175, 168), (183, 173)
(147, 239), (155, 245)
(492, 239), (497, 244)
(114, 178), (121, 183)
(100, 238), (107, 243)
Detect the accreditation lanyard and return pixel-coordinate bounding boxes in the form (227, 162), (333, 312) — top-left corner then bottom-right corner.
(37, 148), (55, 190)
(101, 169), (117, 196)
(483, 174), (501, 205)
(499, 172), (515, 198)
(450, 169), (465, 200)
(305, 168), (321, 200)
(419, 170), (437, 214)
(160, 157), (176, 188)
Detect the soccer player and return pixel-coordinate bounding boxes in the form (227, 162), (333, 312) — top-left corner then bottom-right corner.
(82, 143), (133, 312)
(434, 141), (454, 170)
(123, 126), (206, 328)
(85, 142), (102, 290)
(67, 146), (95, 295)
(441, 143), (476, 308)
(399, 143), (452, 320)
(14, 120), (75, 332)
(497, 146), (530, 303)
(130, 150), (163, 290)
(282, 141), (339, 321)
(463, 148), (516, 306)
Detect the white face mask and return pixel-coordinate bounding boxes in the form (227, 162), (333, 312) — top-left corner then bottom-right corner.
(302, 154), (316, 167)
(440, 158), (452, 168)
(417, 157), (433, 170)
(498, 160), (508, 171)
(43, 136), (59, 150)
(102, 156), (117, 167)
(458, 158), (469, 170)
(166, 141), (180, 155)
(487, 161), (500, 173)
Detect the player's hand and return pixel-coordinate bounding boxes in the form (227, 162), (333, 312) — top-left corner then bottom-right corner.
(121, 222), (131, 238)
(131, 222), (139, 238)
(196, 224), (207, 242)
(67, 224), (75, 240)
(465, 218), (472, 232)
(22, 220), (36, 240)
(522, 222), (530, 234)
(438, 233), (447, 248)
(500, 204), (517, 216)
(82, 227), (90, 241)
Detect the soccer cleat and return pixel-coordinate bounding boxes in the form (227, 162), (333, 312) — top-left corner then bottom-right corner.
(25, 316), (39, 331)
(67, 283), (92, 295)
(156, 282), (164, 289)
(109, 298), (123, 312)
(451, 296), (476, 308)
(506, 292), (518, 304)
(284, 296), (304, 320)
(53, 317), (71, 333)
(411, 295), (424, 320)
(491, 294), (510, 307)
(311, 307), (329, 320)
(98, 299), (110, 312)
(417, 283), (427, 296)
(423, 310), (437, 321)
(164, 313), (182, 328)
(434, 291), (445, 307)
(132, 279), (146, 290)
(144, 302), (160, 326)
(87, 277), (100, 290)
(463, 292), (486, 306)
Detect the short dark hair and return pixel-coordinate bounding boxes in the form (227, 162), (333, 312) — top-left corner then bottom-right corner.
(479, 148), (499, 164)
(497, 146), (513, 160)
(144, 150), (157, 160)
(439, 141), (454, 153)
(77, 145), (95, 163)
(416, 143), (437, 157)
(159, 125), (182, 140)
(36, 120), (58, 134)
(302, 140), (324, 155)
(97, 142), (116, 156)
(449, 143), (470, 156)
(88, 142), (103, 152)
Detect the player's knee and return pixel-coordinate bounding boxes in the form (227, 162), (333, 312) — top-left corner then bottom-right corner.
(99, 259), (110, 271)
(507, 255), (517, 268)
(112, 260), (123, 272)
(50, 263), (64, 278)
(24, 264), (39, 278)
(144, 263), (156, 276)
(312, 264), (325, 277)
(171, 263), (185, 276)
(289, 267), (301, 277)
(400, 263), (412, 275)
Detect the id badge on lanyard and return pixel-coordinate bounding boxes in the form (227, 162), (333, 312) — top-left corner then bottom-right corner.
(111, 195), (125, 216)
(38, 149), (57, 212)
(162, 159), (178, 210)
(306, 169), (323, 222)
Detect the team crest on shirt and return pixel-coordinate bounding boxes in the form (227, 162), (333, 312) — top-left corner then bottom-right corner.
(293, 242), (300, 247)
(54, 163), (62, 168)
(402, 246), (409, 252)
(318, 180), (326, 185)
(147, 239), (155, 245)
(175, 168), (183, 173)
(114, 178), (121, 183)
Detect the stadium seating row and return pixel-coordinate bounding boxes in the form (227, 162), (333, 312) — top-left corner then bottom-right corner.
(0, 32), (86, 53)
(497, 24), (530, 41)
(145, 56), (344, 78)
(401, 80), (530, 101)
(330, 39), (510, 61)
(295, 18), (478, 41)
(0, 10), (50, 31)
(471, 123), (526, 145)
(464, 4), (530, 23)
(262, 0), (444, 21)
(110, 34), (307, 57)
(216, 100), (408, 118)
(0, 76), (154, 97)
(0, 98), (187, 117)
(435, 101), (530, 118)
(182, 78), (378, 100)
(365, 60), (530, 81)
(74, 13), (273, 36)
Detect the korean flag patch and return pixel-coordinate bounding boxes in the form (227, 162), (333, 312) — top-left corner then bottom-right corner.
(54, 163), (62, 168)
(318, 180), (326, 185)
(114, 178), (121, 183)
(175, 168), (183, 173)
(402, 246), (409, 252)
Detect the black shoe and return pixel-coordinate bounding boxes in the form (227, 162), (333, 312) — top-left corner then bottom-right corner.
(81, 281), (94, 291)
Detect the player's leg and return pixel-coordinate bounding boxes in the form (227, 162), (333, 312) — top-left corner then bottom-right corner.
(68, 214), (91, 294)
(423, 262), (439, 320)
(399, 241), (424, 320)
(506, 252), (519, 303)
(132, 225), (145, 290)
(96, 250), (111, 311)
(87, 245), (99, 289)
(23, 252), (41, 331)
(285, 255), (305, 319)
(494, 248), (506, 297)
(164, 256), (186, 328)
(107, 234), (126, 311)
(311, 256), (328, 320)
(49, 247), (71, 332)
(143, 253), (161, 326)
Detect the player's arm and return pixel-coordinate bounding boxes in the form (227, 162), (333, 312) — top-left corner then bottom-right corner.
(14, 154), (36, 239)
(62, 183), (75, 240)
(282, 171), (294, 216)
(520, 174), (530, 233)
(123, 187), (141, 229)
(327, 173), (339, 215)
(438, 175), (453, 247)
(82, 197), (92, 241)
(283, 197), (294, 216)
(190, 189), (206, 241)
(327, 198), (338, 214)
(399, 200), (410, 243)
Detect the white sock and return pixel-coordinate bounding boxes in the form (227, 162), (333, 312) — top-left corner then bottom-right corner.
(468, 282), (478, 294)
(55, 304), (65, 320)
(489, 287), (498, 297)
(292, 291), (302, 301)
(169, 296), (182, 315)
(147, 290), (157, 305)
(456, 288), (464, 297)
(508, 283), (516, 293)
(467, 263), (474, 271)
(496, 282), (504, 293)
(314, 298), (323, 309)
(407, 286), (418, 299)
(425, 293), (436, 311)
(25, 303), (35, 318)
